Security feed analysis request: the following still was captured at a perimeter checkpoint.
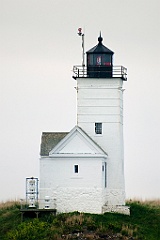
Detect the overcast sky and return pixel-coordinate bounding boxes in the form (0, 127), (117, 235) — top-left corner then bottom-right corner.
(1, 0), (160, 202)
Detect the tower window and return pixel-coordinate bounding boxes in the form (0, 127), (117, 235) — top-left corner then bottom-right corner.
(95, 123), (102, 134)
(74, 165), (78, 173)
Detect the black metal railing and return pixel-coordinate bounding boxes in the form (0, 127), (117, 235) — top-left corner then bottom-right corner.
(72, 65), (127, 80)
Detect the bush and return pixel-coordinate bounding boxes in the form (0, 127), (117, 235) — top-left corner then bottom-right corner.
(6, 219), (51, 240)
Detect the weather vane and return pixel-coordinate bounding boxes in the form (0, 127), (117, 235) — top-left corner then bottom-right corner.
(77, 28), (85, 72)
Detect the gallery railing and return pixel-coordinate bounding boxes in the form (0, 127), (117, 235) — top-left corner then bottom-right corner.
(72, 65), (127, 80)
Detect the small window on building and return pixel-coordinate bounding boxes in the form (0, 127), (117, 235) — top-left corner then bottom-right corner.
(95, 123), (102, 134)
(74, 165), (78, 173)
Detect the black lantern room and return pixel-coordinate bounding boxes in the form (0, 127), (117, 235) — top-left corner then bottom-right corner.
(86, 33), (114, 78)
(73, 33), (127, 80)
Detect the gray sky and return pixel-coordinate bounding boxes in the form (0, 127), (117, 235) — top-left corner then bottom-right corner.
(1, 0), (160, 201)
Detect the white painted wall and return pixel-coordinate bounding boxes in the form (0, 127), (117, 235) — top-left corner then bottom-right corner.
(39, 77), (127, 213)
(77, 77), (125, 205)
(39, 156), (106, 213)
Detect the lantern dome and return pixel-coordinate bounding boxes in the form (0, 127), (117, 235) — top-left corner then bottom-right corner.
(87, 33), (114, 54)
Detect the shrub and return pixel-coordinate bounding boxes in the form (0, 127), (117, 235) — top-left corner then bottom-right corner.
(6, 219), (50, 240)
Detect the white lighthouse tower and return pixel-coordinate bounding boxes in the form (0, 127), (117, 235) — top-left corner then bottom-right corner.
(39, 33), (129, 214)
(73, 33), (129, 213)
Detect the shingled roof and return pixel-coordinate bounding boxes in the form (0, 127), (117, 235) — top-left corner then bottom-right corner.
(40, 132), (69, 156)
(40, 127), (107, 157)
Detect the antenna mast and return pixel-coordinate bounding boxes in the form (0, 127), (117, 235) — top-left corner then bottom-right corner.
(78, 28), (85, 76)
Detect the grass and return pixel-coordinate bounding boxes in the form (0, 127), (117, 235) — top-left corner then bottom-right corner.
(0, 199), (160, 239)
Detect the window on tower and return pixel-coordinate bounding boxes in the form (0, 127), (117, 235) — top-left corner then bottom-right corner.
(95, 123), (102, 134)
(74, 165), (78, 173)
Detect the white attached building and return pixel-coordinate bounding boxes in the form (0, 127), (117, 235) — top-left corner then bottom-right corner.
(39, 34), (130, 214)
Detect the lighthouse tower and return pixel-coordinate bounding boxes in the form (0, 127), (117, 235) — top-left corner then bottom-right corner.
(73, 33), (128, 212)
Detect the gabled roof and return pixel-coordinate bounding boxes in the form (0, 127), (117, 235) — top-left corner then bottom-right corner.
(40, 126), (107, 157)
(40, 132), (68, 156)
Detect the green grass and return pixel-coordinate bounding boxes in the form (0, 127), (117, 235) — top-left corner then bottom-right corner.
(0, 200), (160, 239)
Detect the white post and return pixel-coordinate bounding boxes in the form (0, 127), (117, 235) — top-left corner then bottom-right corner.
(78, 28), (85, 76)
